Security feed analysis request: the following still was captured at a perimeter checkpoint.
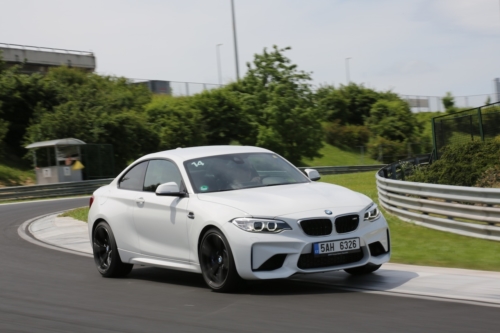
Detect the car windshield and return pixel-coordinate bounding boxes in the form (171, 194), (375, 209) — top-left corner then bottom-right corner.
(184, 153), (309, 193)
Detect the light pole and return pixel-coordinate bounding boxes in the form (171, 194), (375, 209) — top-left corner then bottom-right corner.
(345, 57), (351, 84)
(216, 44), (223, 85)
(230, 0), (240, 80)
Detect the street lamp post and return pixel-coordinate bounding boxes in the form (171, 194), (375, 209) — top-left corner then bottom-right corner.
(216, 44), (223, 85)
(345, 57), (351, 84)
(230, 0), (240, 81)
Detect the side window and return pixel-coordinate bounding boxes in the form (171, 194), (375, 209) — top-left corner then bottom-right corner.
(119, 161), (148, 191)
(143, 160), (183, 192)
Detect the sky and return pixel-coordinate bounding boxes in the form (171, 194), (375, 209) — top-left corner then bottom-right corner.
(1, 0), (500, 103)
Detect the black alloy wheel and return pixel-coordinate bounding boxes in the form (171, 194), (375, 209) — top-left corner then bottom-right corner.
(199, 229), (242, 292)
(93, 221), (133, 278)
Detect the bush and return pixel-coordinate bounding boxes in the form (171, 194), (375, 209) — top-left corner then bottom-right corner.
(324, 121), (370, 148)
(367, 136), (409, 163)
(475, 165), (500, 188)
(408, 141), (500, 186)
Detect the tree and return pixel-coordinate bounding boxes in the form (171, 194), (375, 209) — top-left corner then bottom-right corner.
(190, 87), (254, 145)
(0, 106), (8, 155)
(234, 46), (323, 164)
(366, 99), (417, 142)
(315, 83), (400, 125)
(145, 95), (206, 150)
(442, 92), (458, 114)
(24, 68), (157, 170)
(0, 68), (53, 157)
(365, 99), (423, 162)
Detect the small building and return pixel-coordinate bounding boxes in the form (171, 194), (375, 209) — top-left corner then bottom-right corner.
(0, 43), (96, 74)
(26, 138), (86, 184)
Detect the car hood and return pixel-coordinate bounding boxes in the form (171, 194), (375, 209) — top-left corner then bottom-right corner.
(196, 182), (372, 218)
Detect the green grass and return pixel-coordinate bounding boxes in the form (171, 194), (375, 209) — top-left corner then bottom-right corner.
(0, 164), (35, 186)
(301, 143), (379, 167)
(322, 171), (500, 272)
(60, 207), (89, 222)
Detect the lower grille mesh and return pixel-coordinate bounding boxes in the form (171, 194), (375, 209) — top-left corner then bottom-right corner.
(297, 250), (363, 269)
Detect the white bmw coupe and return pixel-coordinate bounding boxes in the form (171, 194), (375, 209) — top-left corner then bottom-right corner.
(88, 146), (390, 292)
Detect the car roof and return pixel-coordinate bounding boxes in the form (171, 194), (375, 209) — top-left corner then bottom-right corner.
(141, 145), (273, 162)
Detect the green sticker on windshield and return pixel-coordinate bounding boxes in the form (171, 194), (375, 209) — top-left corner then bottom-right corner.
(200, 185), (209, 191)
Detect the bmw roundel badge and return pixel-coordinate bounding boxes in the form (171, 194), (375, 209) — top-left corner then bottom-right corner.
(325, 210), (332, 215)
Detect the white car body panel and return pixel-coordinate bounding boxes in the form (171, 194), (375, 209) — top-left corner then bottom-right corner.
(133, 191), (190, 261)
(88, 145), (391, 280)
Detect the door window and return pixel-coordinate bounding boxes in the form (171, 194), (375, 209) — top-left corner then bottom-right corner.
(119, 161), (148, 191)
(143, 160), (183, 192)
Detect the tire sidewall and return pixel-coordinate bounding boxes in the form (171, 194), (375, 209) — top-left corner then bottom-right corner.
(199, 228), (240, 292)
(93, 221), (120, 277)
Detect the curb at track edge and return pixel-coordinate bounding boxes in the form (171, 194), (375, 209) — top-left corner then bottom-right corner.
(18, 212), (93, 258)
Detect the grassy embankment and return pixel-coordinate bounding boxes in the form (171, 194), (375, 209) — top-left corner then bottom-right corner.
(322, 171), (500, 272)
(63, 170), (500, 272)
(301, 143), (379, 166)
(0, 161), (35, 187)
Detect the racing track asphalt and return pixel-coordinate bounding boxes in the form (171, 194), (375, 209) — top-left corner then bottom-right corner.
(0, 198), (499, 333)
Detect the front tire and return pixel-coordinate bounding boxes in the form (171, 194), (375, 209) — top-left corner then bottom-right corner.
(344, 263), (381, 275)
(92, 221), (133, 278)
(199, 228), (242, 292)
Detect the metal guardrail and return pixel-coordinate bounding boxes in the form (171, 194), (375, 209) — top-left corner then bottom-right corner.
(0, 179), (113, 202)
(0, 164), (384, 202)
(376, 156), (500, 241)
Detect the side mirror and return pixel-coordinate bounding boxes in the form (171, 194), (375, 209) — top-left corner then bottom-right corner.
(155, 182), (187, 197)
(304, 168), (321, 181)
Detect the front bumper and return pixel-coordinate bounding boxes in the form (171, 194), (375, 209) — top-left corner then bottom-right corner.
(222, 213), (391, 280)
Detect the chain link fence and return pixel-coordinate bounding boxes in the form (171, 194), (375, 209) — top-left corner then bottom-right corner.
(80, 144), (115, 180)
(399, 94), (498, 112)
(129, 78), (222, 96)
(432, 102), (500, 159)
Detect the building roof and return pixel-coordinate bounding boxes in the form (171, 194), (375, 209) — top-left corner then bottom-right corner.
(25, 138), (86, 149)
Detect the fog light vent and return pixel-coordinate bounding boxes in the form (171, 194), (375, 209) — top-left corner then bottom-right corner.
(254, 254), (287, 271)
(368, 241), (387, 257)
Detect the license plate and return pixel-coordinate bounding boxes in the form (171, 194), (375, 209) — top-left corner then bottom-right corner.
(313, 238), (360, 256)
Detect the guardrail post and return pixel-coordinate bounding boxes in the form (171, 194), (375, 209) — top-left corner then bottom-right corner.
(390, 164), (397, 180)
(478, 107), (484, 142)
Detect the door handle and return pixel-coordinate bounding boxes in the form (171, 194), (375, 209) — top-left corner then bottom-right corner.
(188, 212), (195, 219)
(136, 197), (145, 204)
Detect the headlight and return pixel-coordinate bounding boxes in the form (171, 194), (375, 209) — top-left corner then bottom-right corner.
(364, 204), (380, 222)
(231, 217), (292, 233)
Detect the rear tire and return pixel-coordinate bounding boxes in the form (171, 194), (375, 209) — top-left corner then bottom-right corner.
(344, 264), (381, 276)
(199, 228), (243, 292)
(92, 221), (133, 278)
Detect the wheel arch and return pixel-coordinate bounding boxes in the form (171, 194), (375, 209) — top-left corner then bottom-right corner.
(197, 224), (223, 254)
(91, 218), (108, 239)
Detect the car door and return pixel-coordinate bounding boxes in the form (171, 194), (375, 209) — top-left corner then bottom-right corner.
(133, 159), (190, 262)
(111, 160), (149, 254)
